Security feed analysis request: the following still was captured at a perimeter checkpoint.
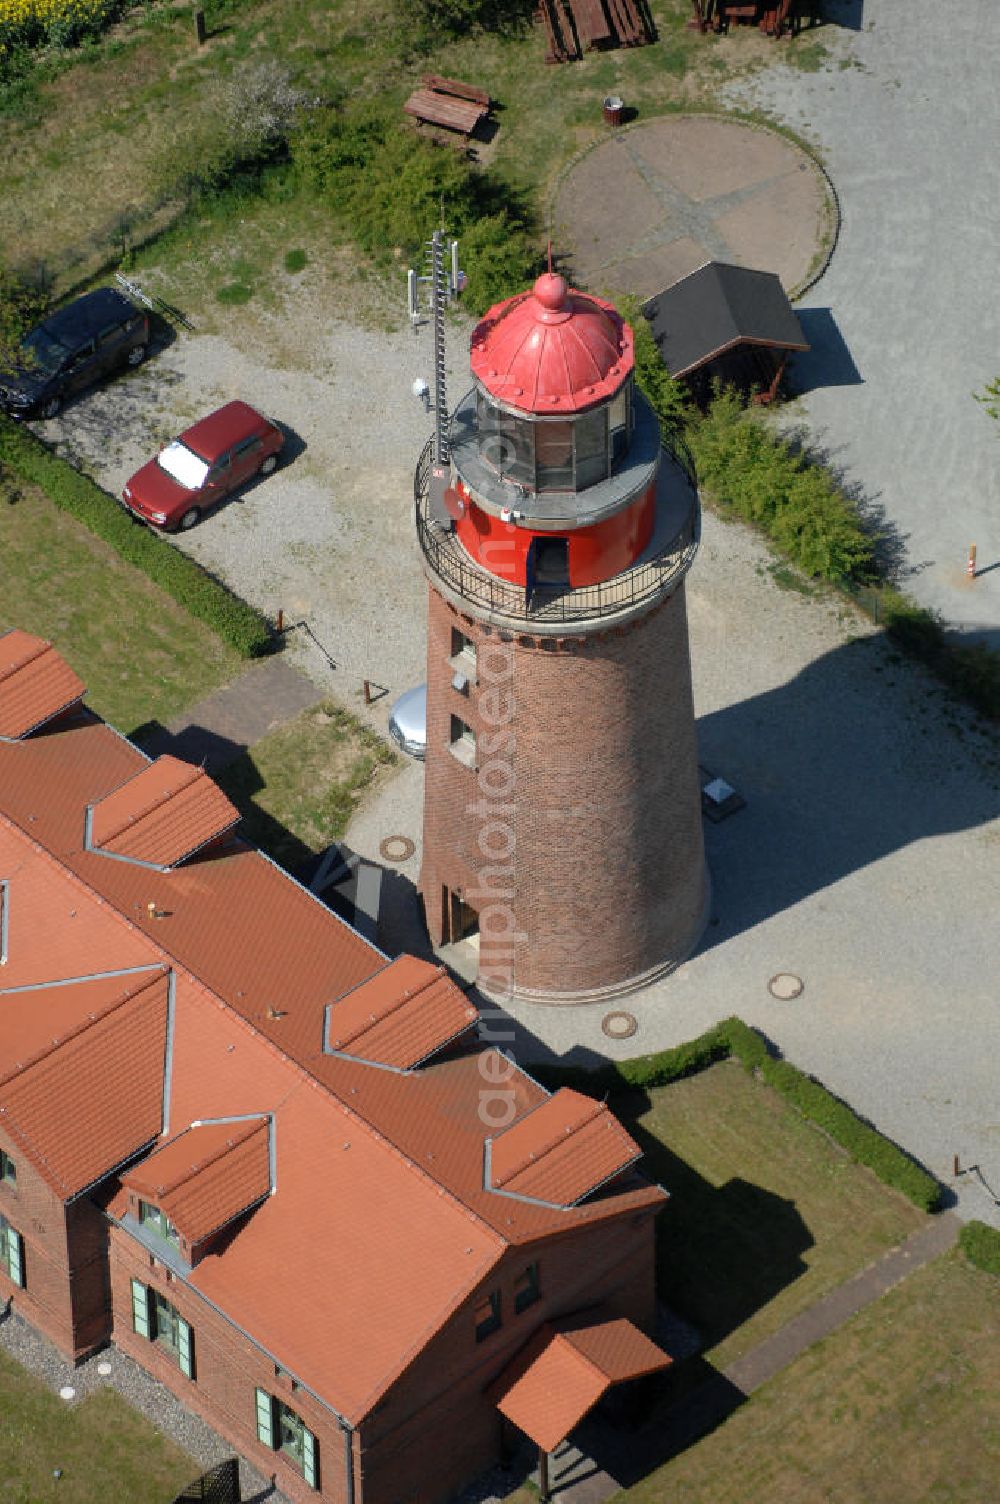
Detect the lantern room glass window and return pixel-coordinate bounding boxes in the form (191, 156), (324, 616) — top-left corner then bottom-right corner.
(475, 381), (633, 494)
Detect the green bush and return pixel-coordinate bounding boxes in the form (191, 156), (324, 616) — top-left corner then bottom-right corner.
(537, 1015), (941, 1213)
(0, 263), (49, 367)
(0, 417), (272, 658)
(292, 109), (537, 316)
(958, 1220), (1000, 1275)
(683, 388), (877, 583)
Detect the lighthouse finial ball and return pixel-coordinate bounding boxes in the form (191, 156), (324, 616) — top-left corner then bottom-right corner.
(533, 271), (568, 312)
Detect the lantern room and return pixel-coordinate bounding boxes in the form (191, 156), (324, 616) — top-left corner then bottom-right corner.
(447, 273), (663, 591)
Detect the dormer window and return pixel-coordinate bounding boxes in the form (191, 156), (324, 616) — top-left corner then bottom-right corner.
(140, 1200), (180, 1250)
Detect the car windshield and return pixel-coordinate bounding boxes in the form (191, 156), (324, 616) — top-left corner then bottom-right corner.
(19, 325), (68, 375)
(157, 441), (210, 489)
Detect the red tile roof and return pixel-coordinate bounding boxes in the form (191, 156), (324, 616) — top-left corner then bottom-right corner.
(487, 1089), (641, 1206)
(123, 1117), (272, 1246)
(0, 630), (85, 740)
(88, 755), (240, 869)
(0, 968), (169, 1197)
(325, 956), (478, 1069)
(493, 1317), (670, 1452)
(0, 651), (666, 1422)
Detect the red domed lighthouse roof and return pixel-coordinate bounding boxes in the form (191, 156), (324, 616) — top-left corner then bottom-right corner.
(470, 274), (633, 415)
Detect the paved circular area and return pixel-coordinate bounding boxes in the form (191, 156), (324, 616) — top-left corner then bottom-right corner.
(552, 115), (835, 301)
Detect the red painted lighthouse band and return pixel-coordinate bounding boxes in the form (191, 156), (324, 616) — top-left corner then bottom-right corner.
(453, 480), (656, 588)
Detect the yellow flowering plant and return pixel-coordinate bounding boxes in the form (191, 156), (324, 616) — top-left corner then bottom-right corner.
(0, 0), (124, 54)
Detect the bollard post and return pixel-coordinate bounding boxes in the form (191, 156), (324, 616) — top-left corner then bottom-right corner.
(276, 609), (284, 633)
(193, 7), (206, 45)
(967, 544), (977, 580)
(363, 680), (373, 705)
(953, 1154), (961, 1178)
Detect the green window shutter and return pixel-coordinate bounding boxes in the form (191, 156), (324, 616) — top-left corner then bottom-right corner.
(255, 1388), (276, 1449)
(131, 1278), (151, 1339)
(302, 1426), (319, 1490)
(177, 1316), (195, 1380)
(8, 1229), (24, 1288)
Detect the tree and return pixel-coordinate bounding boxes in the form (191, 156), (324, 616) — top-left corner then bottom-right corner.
(973, 376), (1000, 426)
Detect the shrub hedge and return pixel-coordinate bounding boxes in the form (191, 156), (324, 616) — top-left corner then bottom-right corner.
(958, 1220), (1000, 1276)
(0, 416), (272, 658)
(537, 1015), (941, 1213)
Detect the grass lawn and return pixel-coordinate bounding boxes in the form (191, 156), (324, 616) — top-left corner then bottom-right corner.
(0, 1347), (196, 1504)
(623, 1061), (926, 1368)
(613, 1251), (1000, 1504)
(216, 699), (398, 869)
(0, 474), (242, 734)
(0, 0), (806, 305)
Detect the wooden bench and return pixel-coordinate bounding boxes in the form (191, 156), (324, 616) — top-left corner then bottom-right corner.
(404, 88), (487, 139)
(421, 74), (491, 109)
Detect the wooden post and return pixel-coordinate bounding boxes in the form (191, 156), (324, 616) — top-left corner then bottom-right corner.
(967, 545), (977, 580)
(538, 1448), (550, 1503)
(276, 608), (284, 633)
(363, 680), (373, 705)
(193, 7), (206, 45)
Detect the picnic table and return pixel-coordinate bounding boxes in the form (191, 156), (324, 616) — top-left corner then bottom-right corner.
(404, 76), (490, 139)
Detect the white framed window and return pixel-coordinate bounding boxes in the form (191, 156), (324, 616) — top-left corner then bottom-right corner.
(130, 1278), (195, 1378)
(255, 1388), (320, 1489)
(0, 1149), (15, 1189)
(449, 715), (476, 768)
(0, 1213), (24, 1287)
(139, 1200), (180, 1250)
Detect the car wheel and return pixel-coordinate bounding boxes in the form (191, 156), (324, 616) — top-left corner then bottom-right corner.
(126, 344), (148, 368)
(41, 396), (62, 419)
(259, 454), (278, 476)
(178, 507), (201, 531)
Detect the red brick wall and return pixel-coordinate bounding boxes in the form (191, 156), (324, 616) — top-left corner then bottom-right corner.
(421, 585), (708, 1000)
(0, 1127), (110, 1360)
(109, 1228), (351, 1504)
(360, 1209), (659, 1504)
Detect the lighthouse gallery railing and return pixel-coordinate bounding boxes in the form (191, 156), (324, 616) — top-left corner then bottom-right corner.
(414, 435), (700, 625)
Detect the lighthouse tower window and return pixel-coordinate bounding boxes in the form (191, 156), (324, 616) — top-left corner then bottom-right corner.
(609, 383), (632, 464)
(535, 420), (574, 491)
(575, 407), (609, 490)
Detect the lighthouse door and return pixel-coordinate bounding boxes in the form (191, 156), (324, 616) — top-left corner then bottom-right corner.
(527, 536), (569, 592)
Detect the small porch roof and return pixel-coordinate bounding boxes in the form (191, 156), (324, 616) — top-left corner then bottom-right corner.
(492, 1316), (671, 1453)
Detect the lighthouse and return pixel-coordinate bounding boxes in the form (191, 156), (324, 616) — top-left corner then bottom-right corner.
(415, 270), (708, 1006)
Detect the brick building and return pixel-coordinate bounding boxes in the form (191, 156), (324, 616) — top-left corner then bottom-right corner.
(416, 272), (708, 1004)
(0, 628), (670, 1504)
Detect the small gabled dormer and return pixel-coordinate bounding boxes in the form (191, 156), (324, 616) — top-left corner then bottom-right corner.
(0, 630), (85, 741)
(483, 1088), (642, 1209)
(121, 1115), (274, 1268)
(84, 755), (240, 872)
(323, 955), (478, 1072)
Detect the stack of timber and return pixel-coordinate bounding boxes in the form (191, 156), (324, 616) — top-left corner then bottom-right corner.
(536, 0), (654, 61)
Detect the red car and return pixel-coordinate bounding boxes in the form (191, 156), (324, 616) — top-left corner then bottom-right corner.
(121, 401), (284, 531)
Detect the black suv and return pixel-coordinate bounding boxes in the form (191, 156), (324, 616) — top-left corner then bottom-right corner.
(0, 287), (150, 420)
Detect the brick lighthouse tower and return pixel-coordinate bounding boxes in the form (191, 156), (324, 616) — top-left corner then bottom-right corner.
(415, 266), (707, 1005)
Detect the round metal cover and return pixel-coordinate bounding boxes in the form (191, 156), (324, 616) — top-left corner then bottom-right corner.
(59, 1385), (76, 1401)
(96, 1361), (113, 1376)
(602, 1010), (638, 1040)
(380, 834), (416, 863)
(768, 973), (804, 1000)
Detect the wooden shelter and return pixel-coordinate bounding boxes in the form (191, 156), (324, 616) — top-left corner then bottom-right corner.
(643, 261), (809, 406)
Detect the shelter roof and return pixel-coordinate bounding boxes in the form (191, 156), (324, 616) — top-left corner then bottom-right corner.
(470, 274), (632, 415)
(123, 1116), (272, 1246)
(0, 630), (85, 740)
(324, 955), (478, 1069)
(643, 261), (809, 379)
(87, 754), (240, 869)
(486, 1088), (641, 1206)
(492, 1316), (671, 1452)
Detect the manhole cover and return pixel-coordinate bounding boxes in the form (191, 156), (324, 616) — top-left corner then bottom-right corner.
(379, 835), (415, 863)
(59, 1385), (76, 1401)
(602, 1010), (638, 1040)
(768, 973), (804, 1000)
(96, 1361), (113, 1377)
